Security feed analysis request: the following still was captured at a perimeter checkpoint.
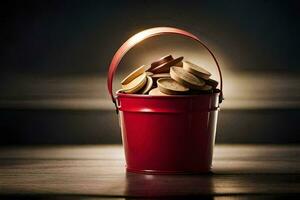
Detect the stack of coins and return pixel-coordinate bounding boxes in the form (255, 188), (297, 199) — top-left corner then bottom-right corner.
(119, 55), (218, 95)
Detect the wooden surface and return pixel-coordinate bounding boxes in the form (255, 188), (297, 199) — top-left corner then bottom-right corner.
(0, 145), (299, 198)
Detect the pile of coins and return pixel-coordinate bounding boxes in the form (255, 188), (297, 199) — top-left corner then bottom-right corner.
(118, 55), (218, 95)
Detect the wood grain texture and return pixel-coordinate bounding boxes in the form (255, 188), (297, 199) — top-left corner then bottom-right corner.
(0, 145), (299, 197)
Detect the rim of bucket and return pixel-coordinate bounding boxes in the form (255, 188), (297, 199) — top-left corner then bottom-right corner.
(116, 89), (221, 99)
(116, 91), (220, 113)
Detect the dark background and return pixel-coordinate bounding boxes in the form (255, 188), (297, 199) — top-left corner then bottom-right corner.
(1, 0), (299, 145)
(1, 0), (299, 75)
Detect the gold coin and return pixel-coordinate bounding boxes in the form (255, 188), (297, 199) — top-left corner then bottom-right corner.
(150, 55), (174, 71)
(175, 61), (183, 67)
(116, 88), (127, 94)
(121, 72), (147, 94)
(151, 73), (171, 82)
(205, 78), (218, 88)
(152, 73), (171, 87)
(149, 87), (169, 96)
(170, 66), (205, 90)
(157, 78), (189, 95)
(121, 65), (146, 85)
(146, 71), (153, 76)
(189, 85), (213, 94)
(182, 61), (211, 80)
(139, 76), (153, 94)
(151, 56), (184, 74)
(199, 84), (212, 91)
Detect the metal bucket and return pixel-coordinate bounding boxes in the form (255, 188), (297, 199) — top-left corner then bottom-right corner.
(107, 27), (224, 174)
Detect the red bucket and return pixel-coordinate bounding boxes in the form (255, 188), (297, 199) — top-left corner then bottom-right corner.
(107, 27), (224, 174)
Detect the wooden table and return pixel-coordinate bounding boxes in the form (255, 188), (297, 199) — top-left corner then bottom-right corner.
(0, 145), (299, 199)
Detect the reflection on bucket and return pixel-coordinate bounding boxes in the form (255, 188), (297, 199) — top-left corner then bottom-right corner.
(125, 172), (214, 197)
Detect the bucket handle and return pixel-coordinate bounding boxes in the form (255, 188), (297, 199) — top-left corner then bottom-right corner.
(107, 27), (224, 109)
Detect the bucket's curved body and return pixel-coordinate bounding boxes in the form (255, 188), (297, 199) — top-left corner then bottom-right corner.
(117, 91), (220, 174)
